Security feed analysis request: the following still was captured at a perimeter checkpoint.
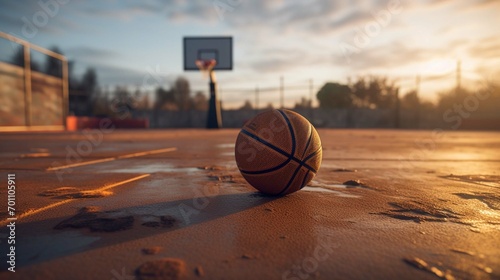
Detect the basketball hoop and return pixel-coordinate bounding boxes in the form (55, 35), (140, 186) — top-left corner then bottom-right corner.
(195, 59), (217, 81)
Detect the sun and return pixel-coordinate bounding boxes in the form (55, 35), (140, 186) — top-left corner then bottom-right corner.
(419, 58), (457, 77)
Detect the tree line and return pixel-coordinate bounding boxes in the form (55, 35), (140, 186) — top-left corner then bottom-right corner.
(9, 46), (498, 124)
(8, 45), (210, 117)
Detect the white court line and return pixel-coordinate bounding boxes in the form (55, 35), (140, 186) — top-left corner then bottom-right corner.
(47, 147), (177, 171)
(0, 174), (151, 226)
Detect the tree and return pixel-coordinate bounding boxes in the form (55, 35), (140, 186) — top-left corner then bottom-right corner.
(350, 76), (399, 109)
(173, 77), (191, 111)
(45, 46), (63, 77)
(111, 86), (136, 118)
(294, 97), (312, 110)
(192, 91), (208, 111)
(10, 45), (24, 67)
(81, 68), (98, 99)
(436, 87), (471, 114)
(67, 60), (79, 91)
(401, 90), (419, 108)
(155, 86), (175, 110)
(239, 100), (253, 110)
(80, 68), (98, 116)
(317, 82), (352, 109)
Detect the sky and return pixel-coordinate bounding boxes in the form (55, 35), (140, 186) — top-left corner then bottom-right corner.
(0, 0), (499, 108)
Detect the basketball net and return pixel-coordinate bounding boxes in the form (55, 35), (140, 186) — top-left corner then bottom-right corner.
(195, 59), (217, 82)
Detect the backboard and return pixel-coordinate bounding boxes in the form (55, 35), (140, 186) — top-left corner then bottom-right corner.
(183, 37), (233, 71)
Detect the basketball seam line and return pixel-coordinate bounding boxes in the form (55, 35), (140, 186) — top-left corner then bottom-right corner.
(278, 110), (312, 195)
(303, 146), (322, 163)
(238, 157), (293, 175)
(280, 124), (313, 195)
(276, 109), (296, 157)
(277, 163), (304, 196)
(239, 129), (318, 174)
(240, 129), (290, 160)
(300, 170), (311, 189)
(277, 146), (321, 195)
(301, 124), (313, 159)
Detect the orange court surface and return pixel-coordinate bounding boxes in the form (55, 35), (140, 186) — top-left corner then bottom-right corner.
(0, 129), (499, 280)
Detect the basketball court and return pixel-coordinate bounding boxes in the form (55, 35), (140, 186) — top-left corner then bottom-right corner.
(1, 129), (499, 279)
(0, 22), (499, 280)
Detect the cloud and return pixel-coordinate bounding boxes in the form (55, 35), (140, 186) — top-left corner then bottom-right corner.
(332, 41), (449, 72)
(79, 0), (216, 23)
(468, 36), (500, 60)
(62, 46), (167, 87)
(459, 0), (500, 11)
(0, 0), (81, 37)
(73, 62), (173, 88)
(247, 47), (324, 73)
(64, 46), (121, 62)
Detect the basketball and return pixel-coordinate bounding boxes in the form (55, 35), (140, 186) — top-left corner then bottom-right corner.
(235, 109), (322, 195)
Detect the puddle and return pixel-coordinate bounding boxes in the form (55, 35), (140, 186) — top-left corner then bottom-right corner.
(17, 231), (100, 265)
(39, 187), (113, 199)
(208, 175), (235, 183)
(479, 209), (500, 218)
(302, 187), (360, 198)
(378, 200), (463, 224)
(309, 180), (356, 189)
(441, 174), (500, 188)
(107, 163), (200, 174)
(454, 193), (500, 210)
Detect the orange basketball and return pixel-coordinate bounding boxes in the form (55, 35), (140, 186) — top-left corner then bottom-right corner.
(235, 109), (322, 195)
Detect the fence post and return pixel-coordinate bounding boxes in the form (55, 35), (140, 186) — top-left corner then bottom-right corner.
(23, 43), (32, 127)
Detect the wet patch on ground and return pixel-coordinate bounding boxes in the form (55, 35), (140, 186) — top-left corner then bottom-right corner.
(107, 164), (200, 174)
(39, 187), (79, 196)
(440, 174), (500, 188)
(403, 257), (456, 280)
(207, 174), (236, 183)
(404, 253), (494, 279)
(39, 187), (113, 199)
(197, 165), (226, 171)
(454, 192), (500, 210)
(54, 207), (180, 232)
(342, 180), (371, 189)
(54, 207), (134, 232)
(309, 180), (371, 190)
(378, 200), (462, 223)
(331, 168), (358, 172)
(302, 186), (360, 198)
(197, 164), (250, 187)
(141, 215), (179, 228)
(450, 248), (479, 257)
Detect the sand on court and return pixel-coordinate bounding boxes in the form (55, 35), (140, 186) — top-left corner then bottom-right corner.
(0, 129), (499, 279)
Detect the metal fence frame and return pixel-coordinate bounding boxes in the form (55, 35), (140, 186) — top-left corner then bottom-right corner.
(0, 31), (68, 131)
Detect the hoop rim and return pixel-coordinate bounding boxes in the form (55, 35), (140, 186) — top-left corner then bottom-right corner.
(195, 59), (217, 71)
